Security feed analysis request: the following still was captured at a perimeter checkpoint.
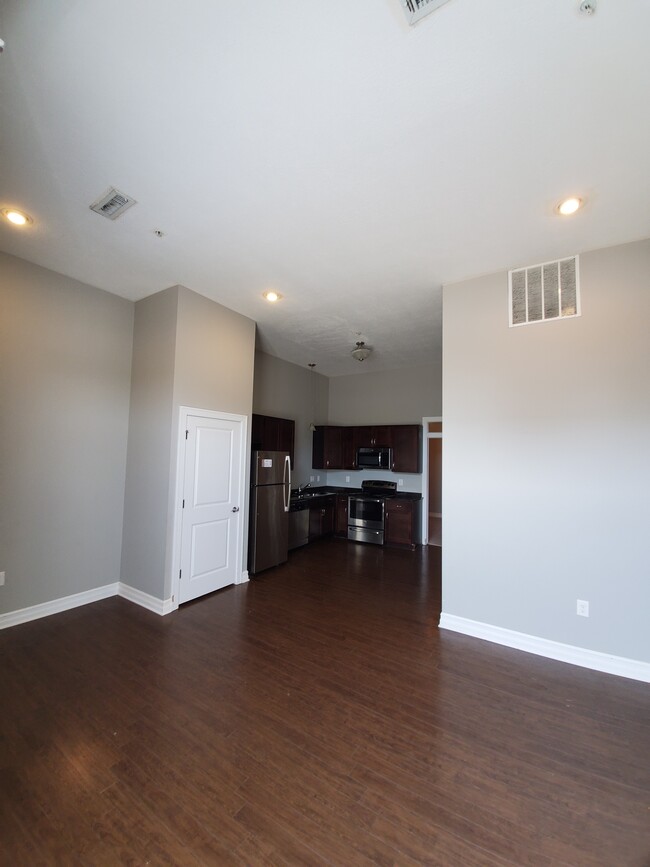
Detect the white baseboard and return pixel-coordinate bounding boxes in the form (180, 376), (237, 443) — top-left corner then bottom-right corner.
(118, 583), (174, 616)
(0, 581), (176, 630)
(238, 570), (250, 584)
(439, 613), (650, 683)
(0, 583), (119, 630)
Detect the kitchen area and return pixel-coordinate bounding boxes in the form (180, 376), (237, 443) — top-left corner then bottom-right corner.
(249, 411), (423, 574)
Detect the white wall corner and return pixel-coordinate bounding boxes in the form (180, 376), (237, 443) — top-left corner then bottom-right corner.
(439, 613), (650, 684)
(118, 582), (174, 616)
(0, 583), (120, 630)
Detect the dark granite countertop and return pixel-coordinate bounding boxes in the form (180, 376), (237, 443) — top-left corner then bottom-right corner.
(290, 486), (421, 503)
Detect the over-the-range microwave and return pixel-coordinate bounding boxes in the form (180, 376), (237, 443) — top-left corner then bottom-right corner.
(356, 446), (392, 470)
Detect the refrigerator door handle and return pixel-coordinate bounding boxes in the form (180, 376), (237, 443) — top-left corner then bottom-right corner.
(283, 454), (291, 512)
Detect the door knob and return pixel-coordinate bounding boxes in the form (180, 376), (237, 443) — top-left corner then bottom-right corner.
(232, 506), (239, 512)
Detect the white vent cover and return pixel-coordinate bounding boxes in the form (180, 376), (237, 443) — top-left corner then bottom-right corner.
(400, 0), (452, 25)
(89, 187), (137, 220)
(509, 256), (580, 327)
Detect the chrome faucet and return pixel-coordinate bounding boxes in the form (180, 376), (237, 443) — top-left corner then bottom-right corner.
(297, 482), (312, 494)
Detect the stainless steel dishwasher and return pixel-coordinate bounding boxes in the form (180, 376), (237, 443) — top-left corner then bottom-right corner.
(288, 501), (310, 550)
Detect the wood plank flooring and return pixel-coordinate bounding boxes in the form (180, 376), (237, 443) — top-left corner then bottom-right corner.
(1, 539), (649, 865)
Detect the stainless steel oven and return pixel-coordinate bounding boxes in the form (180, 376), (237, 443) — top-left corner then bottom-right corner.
(347, 480), (397, 545)
(348, 496), (385, 545)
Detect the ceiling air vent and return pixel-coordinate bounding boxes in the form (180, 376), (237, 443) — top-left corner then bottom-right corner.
(89, 187), (137, 221)
(509, 256), (580, 327)
(400, 0), (453, 25)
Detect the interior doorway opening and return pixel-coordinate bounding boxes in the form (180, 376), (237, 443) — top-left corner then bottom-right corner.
(421, 417), (442, 548)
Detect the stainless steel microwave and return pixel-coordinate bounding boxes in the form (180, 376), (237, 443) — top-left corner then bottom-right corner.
(356, 446), (392, 469)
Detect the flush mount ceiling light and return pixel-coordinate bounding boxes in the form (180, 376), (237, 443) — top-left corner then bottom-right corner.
(351, 341), (372, 362)
(263, 290), (282, 303)
(556, 197), (583, 216)
(1, 207), (33, 227)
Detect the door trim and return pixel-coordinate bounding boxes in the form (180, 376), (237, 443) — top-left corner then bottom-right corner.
(170, 406), (249, 612)
(421, 416), (442, 545)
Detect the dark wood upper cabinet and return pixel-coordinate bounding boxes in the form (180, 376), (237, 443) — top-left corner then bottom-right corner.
(341, 427), (356, 469)
(353, 426), (391, 449)
(252, 413), (295, 467)
(389, 425), (422, 474)
(312, 426), (344, 470)
(312, 423), (422, 473)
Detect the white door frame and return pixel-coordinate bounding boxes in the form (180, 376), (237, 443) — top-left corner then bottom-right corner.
(169, 406), (249, 612)
(421, 416), (442, 545)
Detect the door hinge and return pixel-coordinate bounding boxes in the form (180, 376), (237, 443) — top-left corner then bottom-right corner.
(179, 569), (182, 579)
(182, 499), (185, 509)
(185, 429), (189, 440)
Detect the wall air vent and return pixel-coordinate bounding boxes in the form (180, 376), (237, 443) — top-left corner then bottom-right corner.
(89, 187), (137, 221)
(400, 0), (453, 25)
(509, 256), (580, 327)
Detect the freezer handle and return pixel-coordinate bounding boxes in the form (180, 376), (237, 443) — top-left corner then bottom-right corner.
(283, 454), (291, 512)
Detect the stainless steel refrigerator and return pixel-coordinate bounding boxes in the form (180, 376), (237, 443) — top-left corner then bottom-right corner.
(249, 450), (291, 574)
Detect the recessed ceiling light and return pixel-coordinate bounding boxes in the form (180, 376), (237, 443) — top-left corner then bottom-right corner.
(556, 197), (583, 216)
(263, 290), (282, 303)
(2, 208), (33, 226)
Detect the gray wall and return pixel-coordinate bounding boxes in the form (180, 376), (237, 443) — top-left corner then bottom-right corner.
(253, 351), (329, 488)
(326, 362), (441, 492)
(328, 363), (442, 425)
(167, 287), (256, 594)
(442, 238), (650, 663)
(121, 285), (256, 601)
(173, 287), (256, 417)
(120, 287), (178, 599)
(0, 252), (133, 613)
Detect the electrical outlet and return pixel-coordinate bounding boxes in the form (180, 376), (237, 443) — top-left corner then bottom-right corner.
(316, 475), (320, 482)
(0, 571), (5, 586)
(398, 478), (404, 486)
(345, 475), (350, 483)
(577, 599), (589, 617)
(310, 476), (314, 482)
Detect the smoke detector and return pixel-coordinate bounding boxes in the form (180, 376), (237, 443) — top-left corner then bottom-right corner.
(400, 0), (453, 25)
(90, 187), (137, 220)
(351, 341), (371, 362)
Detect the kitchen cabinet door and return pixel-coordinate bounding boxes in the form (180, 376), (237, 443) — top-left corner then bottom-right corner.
(389, 425), (422, 473)
(335, 495), (348, 536)
(309, 497), (335, 539)
(252, 414), (295, 467)
(312, 426), (344, 469)
(384, 500), (416, 548)
(353, 426), (391, 449)
(341, 427), (356, 469)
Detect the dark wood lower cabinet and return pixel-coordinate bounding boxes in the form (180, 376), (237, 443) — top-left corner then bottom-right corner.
(335, 494), (348, 537)
(308, 496), (335, 540)
(385, 498), (420, 549)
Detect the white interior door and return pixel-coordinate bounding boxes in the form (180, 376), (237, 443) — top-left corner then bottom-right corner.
(178, 414), (243, 604)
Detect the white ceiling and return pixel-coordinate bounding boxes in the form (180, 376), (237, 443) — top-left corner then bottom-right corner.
(1, 1), (648, 376)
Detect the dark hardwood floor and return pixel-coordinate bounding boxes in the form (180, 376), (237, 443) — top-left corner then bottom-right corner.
(1, 539), (649, 866)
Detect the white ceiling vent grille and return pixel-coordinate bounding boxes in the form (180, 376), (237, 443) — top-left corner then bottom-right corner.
(509, 256), (580, 327)
(89, 187), (137, 220)
(400, 0), (452, 25)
